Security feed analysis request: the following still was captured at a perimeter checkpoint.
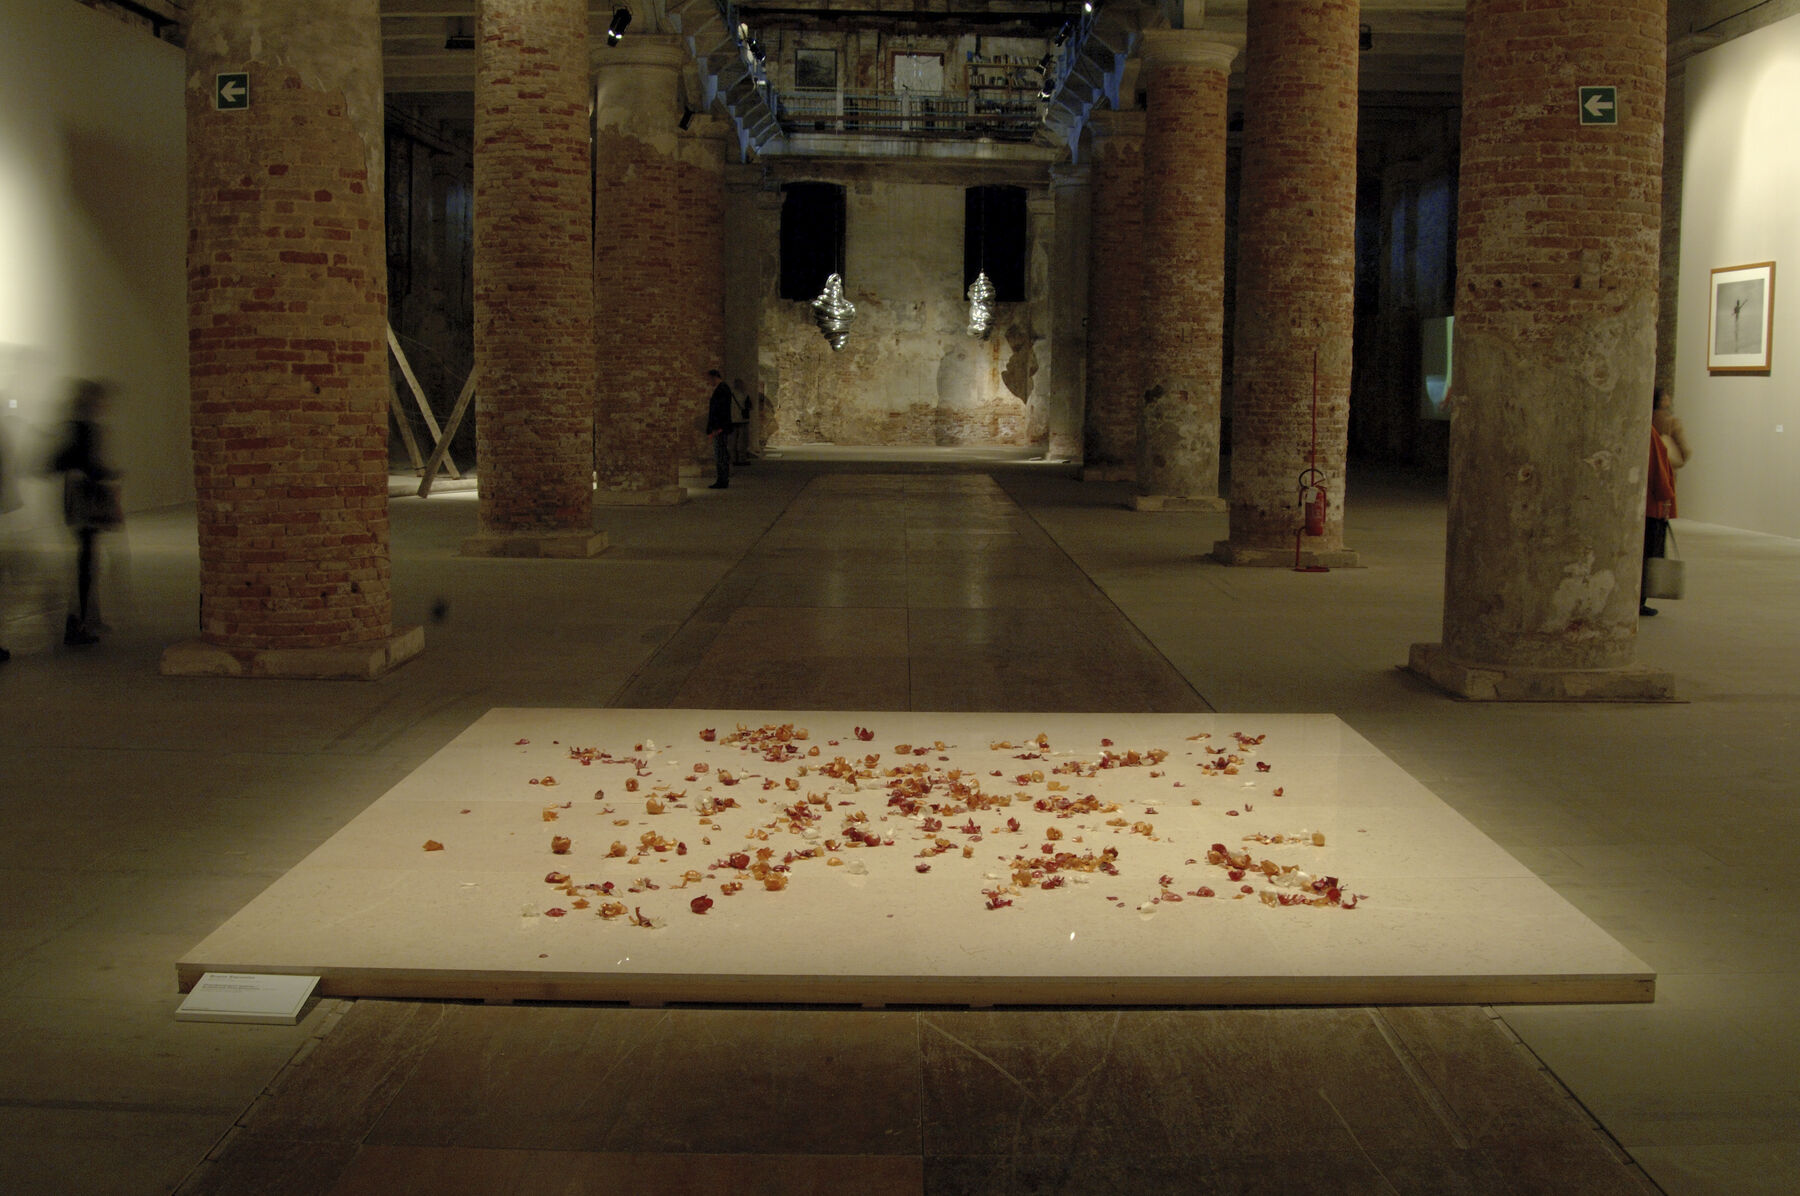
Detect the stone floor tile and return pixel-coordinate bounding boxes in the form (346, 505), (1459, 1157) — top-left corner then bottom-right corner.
(669, 651), (914, 711)
(1498, 998), (1800, 1098)
(1628, 1142), (1800, 1196)
(0, 1108), (234, 1196)
(1591, 1089), (1800, 1151)
(906, 610), (1204, 712)
(698, 607), (910, 661)
(1363, 1144), (1659, 1196)
(365, 1007), (922, 1155)
(925, 1150), (1396, 1196)
(0, 994), (315, 1112)
(903, 570), (1095, 611)
(1376, 1006), (1610, 1147)
(329, 1147), (925, 1196)
(232, 1000), (449, 1145)
(741, 567), (911, 609)
(919, 1009), (1450, 1159)
(176, 1138), (362, 1196)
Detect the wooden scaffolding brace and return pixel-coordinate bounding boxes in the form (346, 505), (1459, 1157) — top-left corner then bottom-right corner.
(386, 324), (478, 498)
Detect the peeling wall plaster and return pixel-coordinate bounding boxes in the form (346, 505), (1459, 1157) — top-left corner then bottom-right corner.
(762, 178), (1044, 448)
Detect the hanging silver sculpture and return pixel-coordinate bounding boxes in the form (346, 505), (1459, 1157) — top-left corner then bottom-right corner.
(966, 271), (996, 340)
(811, 273), (856, 351)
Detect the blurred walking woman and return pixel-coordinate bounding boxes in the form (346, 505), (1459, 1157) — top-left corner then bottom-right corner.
(52, 380), (120, 645)
(1641, 386), (1687, 617)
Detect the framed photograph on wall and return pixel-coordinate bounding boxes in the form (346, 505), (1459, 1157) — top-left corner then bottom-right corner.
(1708, 261), (1775, 373)
(795, 48), (837, 91)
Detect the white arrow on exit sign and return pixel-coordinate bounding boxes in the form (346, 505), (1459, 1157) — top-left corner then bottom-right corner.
(1578, 85), (1617, 125)
(216, 73), (249, 110)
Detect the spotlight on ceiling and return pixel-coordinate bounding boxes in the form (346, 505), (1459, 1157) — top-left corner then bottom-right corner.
(606, 8), (631, 46)
(1082, 0), (1095, 14)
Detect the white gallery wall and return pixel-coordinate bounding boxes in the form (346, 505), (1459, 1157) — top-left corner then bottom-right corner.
(1675, 12), (1800, 539)
(0, 0), (190, 516)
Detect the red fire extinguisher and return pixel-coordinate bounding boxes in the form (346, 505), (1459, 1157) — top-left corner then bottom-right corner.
(1293, 346), (1332, 573)
(1298, 467), (1327, 536)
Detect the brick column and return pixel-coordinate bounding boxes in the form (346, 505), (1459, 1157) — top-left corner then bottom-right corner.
(1411, 0), (1673, 701)
(1134, 31), (1238, 512)
(1081, 110), (1145, 482)
(465, 0), (606, 558)
(593, 36), (688, 505)
(1046, 165), (1090, 463)
(1216, 0), (1360, 567)
(165, 0), (420, 680)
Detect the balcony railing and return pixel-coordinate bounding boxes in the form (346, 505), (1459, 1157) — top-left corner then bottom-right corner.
(777, 88), (1042, 142)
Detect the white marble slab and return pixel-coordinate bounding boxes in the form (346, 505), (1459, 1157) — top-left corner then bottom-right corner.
(178, 710), (1653, 1006)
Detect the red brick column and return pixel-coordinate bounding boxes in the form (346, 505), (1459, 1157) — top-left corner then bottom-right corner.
(466, 0), (605, 558)
(1217, 0), (1359, 566)
(1081, 110), (1145, 481)
(1411, 0), (1672, 701)
(167, 0), (419, 679)
(593, 36), (688, 504)
(1134, 31), (1238, 512)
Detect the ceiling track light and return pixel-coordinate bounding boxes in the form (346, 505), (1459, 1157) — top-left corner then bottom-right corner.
(606, 7), (631, 46)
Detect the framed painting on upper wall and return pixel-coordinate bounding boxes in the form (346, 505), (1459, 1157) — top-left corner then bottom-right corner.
(795, 48), (837, 91)
(1708, 261), (1775, 373)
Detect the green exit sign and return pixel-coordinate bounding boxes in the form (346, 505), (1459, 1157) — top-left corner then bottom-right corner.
(1578, 86), (1617, 125)
(215, 73), (249, 111)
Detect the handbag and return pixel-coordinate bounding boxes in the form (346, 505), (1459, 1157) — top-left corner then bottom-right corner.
(1661, 432), (1685, 470)
(1644, 525), (1685, 600)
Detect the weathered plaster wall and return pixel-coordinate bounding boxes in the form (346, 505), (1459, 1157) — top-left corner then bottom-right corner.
(1672, 11), (1800, 538)
(763, 177), (1043, 448)
(0, 0), (189, 515)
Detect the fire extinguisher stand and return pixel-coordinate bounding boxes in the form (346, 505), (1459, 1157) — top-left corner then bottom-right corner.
(1295, 347), (1331, 573)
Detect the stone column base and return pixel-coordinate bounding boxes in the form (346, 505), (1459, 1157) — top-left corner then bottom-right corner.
(460, 531), (609, 559)
(1081, 465), (1136, 483)
(1212, 539), (1361, 568)
(594, 486), (688, 506)
(161, 626), (424, 680)
(1408, 642), (1679, 702)
(1132, 494), (1227, 513)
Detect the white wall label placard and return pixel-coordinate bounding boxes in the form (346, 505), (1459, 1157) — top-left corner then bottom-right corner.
(177, 972), (318, 1024)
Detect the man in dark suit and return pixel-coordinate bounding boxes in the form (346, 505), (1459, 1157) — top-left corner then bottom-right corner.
(704, 369), (734, 489)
